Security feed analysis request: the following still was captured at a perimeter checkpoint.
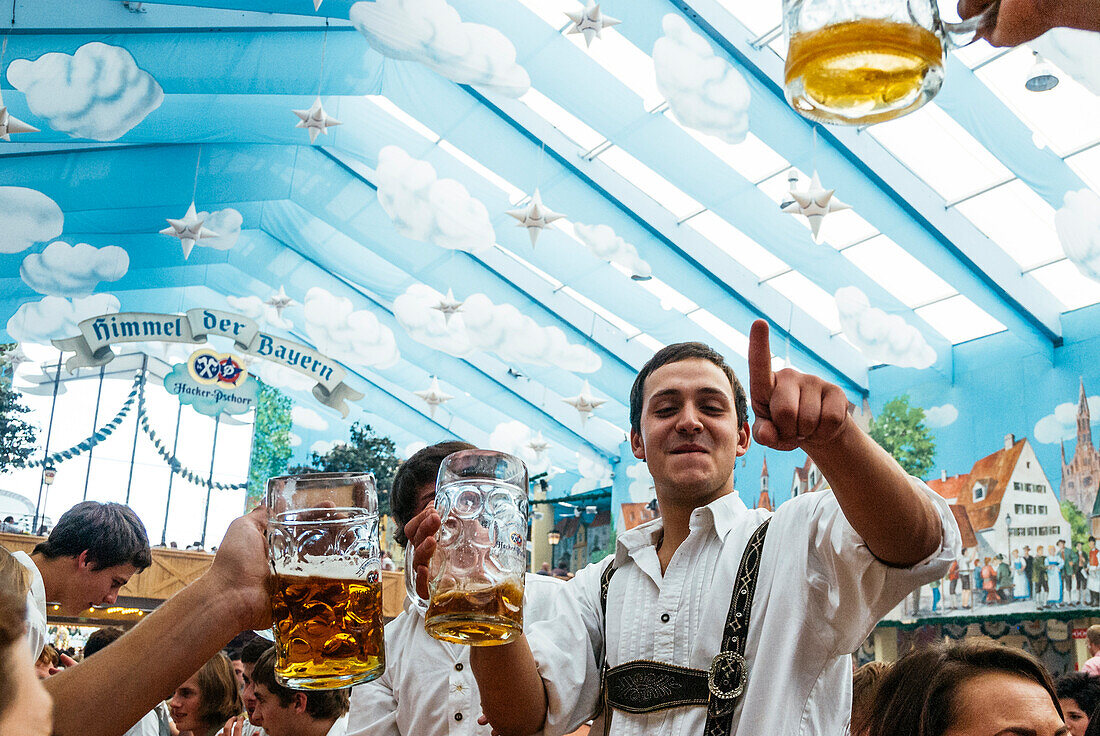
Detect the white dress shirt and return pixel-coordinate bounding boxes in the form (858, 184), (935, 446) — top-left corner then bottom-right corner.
(526, 479), (959, 736)
(346, 573), (564, 736)
(13, 551), (47, 659)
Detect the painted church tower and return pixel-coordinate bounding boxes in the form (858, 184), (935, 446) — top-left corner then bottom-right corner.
(757, 457), (772, 511)
(1061, 378), (1100, 513)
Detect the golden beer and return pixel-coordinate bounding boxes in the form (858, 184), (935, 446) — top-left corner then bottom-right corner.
(271, 573), (385, 689)
(425, 579), (524, 646)
(785, 18), (944, 125)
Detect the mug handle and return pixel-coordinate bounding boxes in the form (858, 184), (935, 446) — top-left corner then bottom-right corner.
(404, 541), (431, 615)
(939, 0), (1001, 48)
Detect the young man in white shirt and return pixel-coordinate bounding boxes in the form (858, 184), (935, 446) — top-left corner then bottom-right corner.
(346, 441), (564, 736)
(407, 321), (959, 736)
(247, 647), (350, 736)
(13, 501), (152, 661)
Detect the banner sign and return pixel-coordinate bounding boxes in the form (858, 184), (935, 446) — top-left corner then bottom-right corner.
(165, 349), (258, 417)
(53, 309), (363, 416)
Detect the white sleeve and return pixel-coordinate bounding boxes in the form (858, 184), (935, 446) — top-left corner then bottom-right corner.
(524, 558), (610, 736)
(346, 669), (400, 736)
(786, 477), (959, 656)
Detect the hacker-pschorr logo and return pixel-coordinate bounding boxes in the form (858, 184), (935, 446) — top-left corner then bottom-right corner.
(188, 348), (247, 388)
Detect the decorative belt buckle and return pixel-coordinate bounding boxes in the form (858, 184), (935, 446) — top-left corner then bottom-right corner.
(707, 651), (747, 702)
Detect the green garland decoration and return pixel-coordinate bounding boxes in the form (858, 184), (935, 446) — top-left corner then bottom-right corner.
(137, 404), (246, 491)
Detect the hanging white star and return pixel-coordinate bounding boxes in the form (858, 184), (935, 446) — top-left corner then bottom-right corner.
(562, 380), (606, 426)
(780, 170), (849, 243)
(565, 1), (621, 47)
(265, 286), (297, 319)
(1, 346), (30, 373)
(292, 98), (342, 144)
(159, 202), (219, 259)
(312, 0), (323, 10)
(0, 92), (38, 142)
(414, 376), (454, 419)
(431, 289), (465, 325)
(527, 431), (551, 457)
(506, 188), (565, 247)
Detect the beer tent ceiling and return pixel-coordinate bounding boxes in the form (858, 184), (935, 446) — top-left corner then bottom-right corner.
(2, 0), (1099, 485)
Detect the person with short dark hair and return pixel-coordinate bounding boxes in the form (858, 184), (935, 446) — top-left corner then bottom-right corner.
(247, 648), (348, 736)
(389, 440), (476, 547)
(851, 661), (891, 736)
(83, 627), (125, 659)
(0, 516), (18, 533)
(234, 639), (273, 735)
(1082, 625), (1100, 676)
(1056, 673), (1100, 736)
(168, 652), (242, 736)
(868, 640), (1063, 736)
(13, 501), (152, 661)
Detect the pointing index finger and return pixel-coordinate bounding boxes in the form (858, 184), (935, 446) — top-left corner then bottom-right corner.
(748, 319), (775, 405)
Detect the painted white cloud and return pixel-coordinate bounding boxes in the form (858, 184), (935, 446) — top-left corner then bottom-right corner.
(375, 146), (495, 254)
(226, 295), (292, 331)
(1031, 28), (1100, 96)
(1054, 189), (1100, 283)
(401, 441), (427, 460)
(924, 404), (959, 428)
(572, 223), (652, 280)
(249, 360), (315, 392)
(835, 286), (936, 369)
(394, 283), (601, 372)
(653, 14), (751, 145)
(6, 294), (120, 346)
(488, 420), (551, 475)
(0, 187), (63, 254)
(303, 287), (400, 369)
(195, 208), (243, 252)
(350, 0), (529, 96)
(311, 440), (340, 456)
(292, 405), (330, 431)
(20, 241), (129, 297)
(1034, 395), (1100, 444)
(572, 448), (612, 495)
(6, 42), (163, 141)
(626, 460), (655, 501)
(288, 432), (302, 448)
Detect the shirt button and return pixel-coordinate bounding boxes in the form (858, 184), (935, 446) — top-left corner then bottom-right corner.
(455, 713), (463, 721)
(660, 613), (670, 623)
(455, 663), (464, 671)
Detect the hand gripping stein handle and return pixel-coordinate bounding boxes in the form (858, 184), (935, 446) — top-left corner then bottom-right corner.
(405, 540), (431, 615)
(924, 0), (1002, 47)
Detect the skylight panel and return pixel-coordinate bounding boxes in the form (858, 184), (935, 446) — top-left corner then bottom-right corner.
(841, 235), (955, 308)
(1067, 143), (1100, 195)
(915, 295), (1007, 343)
(597, 145), (703, 219)
(365, 95), (440, 143)
(633, 333), (665, 353)
(683, 210), (789, 278)
(686, 309), (751, 359)
(519, 88), (605, 151)
(560, 285), (640, 337)
(820, 209), (880, 250)
(953, 180), (1062, 270)
(1028, 260), (1100, 312)
(868, 103), (1012, 203)
(954, 40), (1004, 68)
(493, 245), (563, 289)
(664, 114), (790, 183)
(712, 0), (782, 36)
(561, 26), (663, 109)
(765, 271), (842, 333)
(514, 0), (581, 28)
(437, 140), (527, 202)
(636, 277), (699, 313)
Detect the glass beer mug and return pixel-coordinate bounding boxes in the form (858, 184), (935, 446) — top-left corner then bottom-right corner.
(419, 450), (529, 646)
(266, 472), (385, 689)
(783, 0), (1000, 125)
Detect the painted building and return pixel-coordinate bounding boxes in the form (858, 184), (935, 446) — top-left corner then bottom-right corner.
(929, 434), (1069, 557)
(757, 457), (772, 512)
(621, 501), (659, 531)
(791, 455), (829, 497)
(1062, 379), (1100, 515)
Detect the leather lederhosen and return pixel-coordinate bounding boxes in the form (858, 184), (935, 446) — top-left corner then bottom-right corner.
(597, 519), (770, 736)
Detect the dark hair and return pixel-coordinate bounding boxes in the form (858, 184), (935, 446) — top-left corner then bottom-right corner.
(33, 501), (152, 571)
(194, 652), (243, 729)
(83, 626), (125, 658)
(36, 643), (59, 669)
(241, 639), (272, 666)
(391, 441), (476, 545)
(868, 641), (1061, 736)
(628, 342), (748, 435)
(251, 648), (349, 721)
(1057, 672), (1100, 717)
(852, 661), (891, 736)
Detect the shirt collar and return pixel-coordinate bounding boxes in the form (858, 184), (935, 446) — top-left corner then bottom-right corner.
(613, 491), (750, 567)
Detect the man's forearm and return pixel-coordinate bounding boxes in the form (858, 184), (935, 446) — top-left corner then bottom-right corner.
(807, 422), (942, 567)
(45, 573), (248, 736)
(470, 634), (547, 736)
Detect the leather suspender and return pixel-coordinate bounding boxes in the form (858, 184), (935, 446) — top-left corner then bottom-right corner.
(598, 519), (771, 736)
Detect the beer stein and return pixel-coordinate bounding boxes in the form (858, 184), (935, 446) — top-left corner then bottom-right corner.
(266, 472), (385, 689)
(419, 450), (529, 646)
(783, 0), (1000, 125)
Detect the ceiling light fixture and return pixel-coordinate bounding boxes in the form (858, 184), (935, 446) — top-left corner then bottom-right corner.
(1024, 51), (1059, 92)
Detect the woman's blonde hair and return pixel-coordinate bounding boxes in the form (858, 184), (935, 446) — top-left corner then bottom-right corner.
(195, 652), (243, 729)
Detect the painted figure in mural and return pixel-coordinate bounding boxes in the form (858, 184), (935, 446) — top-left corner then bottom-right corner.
(996, 554), (1012, 603)
(1089, 537), (1100, 607)
(930, 578), (941, 612)
(1012, 549), (1030, 600)
(981, 558), (998, 604)
(1075, 541), (1088, 606)
(1033, 545), (1049, 602)
(946, 557), (959, 609)
(1059, 540), (1076, 606)
(972, 554), (984, 606)
(958, 550), (973, 609)
(1045, 549), (1064, 607)
(1022, 546), (1035, 600)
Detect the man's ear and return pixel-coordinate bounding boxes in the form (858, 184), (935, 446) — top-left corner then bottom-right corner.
(629, 428), (645, 461)
(75, 549), (92, 571)
(735, 421), (751, 458)
(293, 692), (308, 714)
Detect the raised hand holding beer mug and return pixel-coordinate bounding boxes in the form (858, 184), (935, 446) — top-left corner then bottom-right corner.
(783, 0), (1001, 124)
(415, 450), (530, 646)
(266, 472), (385, 689)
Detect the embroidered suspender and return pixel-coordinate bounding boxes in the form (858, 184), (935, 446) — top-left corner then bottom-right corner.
(598, 519), (771, 736)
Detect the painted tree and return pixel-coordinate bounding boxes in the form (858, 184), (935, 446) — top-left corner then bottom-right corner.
(868, 394), (936, 479)
(246, 379), (293, 508)
(0, 345), (38, 472)
(290, 422), (400, 516)
(1060, 499), (1089, 547)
